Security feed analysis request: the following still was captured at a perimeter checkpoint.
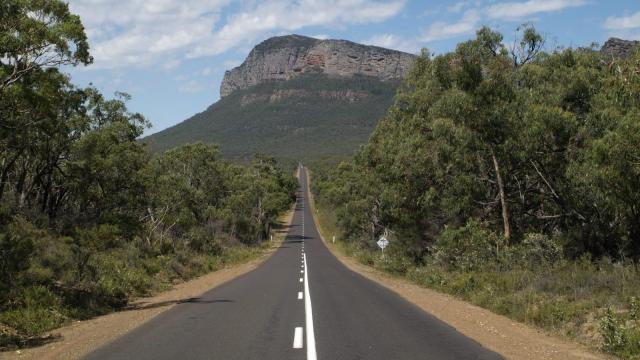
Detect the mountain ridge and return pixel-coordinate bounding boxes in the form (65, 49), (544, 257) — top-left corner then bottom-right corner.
(220, 34), (416, 97)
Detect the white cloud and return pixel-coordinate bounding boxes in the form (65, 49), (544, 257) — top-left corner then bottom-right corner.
(68, 0), (406, 69)
(222, 59), (242, 70)
(447, 1), (480, 13)
(188, 0), (406, 58)
(421, 9), (480, 42)
(486, 0), (587, 20)
(448, 2), (467, 13)
(163, 58), (182, 70)
(604, 11), (640, 30)
(312, 34), (330, 40)
(363, 34), (420, 53)
(68, 0), (231, 68)
(416, 0), (588, 44)
(178, 79), (207, 94)
(198, 67), (214, 76)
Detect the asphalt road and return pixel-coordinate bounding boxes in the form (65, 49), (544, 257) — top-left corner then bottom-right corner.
(84, 166), (502, 360)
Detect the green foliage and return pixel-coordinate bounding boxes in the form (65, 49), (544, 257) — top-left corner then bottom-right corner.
(601, 308), (627, 353)
(432, 220), (501, 271)
(0, 0), (92, 91)
(631, 297), (640, 321)
(314, 25), (640, 261)
(0, 217), (36, 301)
(0, 286), (66, 338)
(515, 233), (564, 267)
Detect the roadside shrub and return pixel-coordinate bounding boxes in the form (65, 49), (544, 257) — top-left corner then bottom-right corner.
(407, 266), (449, 288)
(222, 245), (262, 265)
(600, 308), (627, 353)
(432, 220), (500, 271)
(0, 285), (66, 337)
(631, 297), (640, 320)
(514, 233), (564, 267)
(374, 244), (413, 275)
(375, 255), (412, 275)
(449, 272), (478, 295)
(186, 227), (222, 255)
(90, 252), (153, 307)
(0, 217), (38, 301)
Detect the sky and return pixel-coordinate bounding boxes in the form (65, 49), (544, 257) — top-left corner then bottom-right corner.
(64, 0), (640, 136)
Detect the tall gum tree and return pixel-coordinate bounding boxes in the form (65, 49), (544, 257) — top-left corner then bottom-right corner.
(0, 0), (91, 92)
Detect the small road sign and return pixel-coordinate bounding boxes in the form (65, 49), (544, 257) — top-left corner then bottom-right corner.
(377, 236), (389, 250)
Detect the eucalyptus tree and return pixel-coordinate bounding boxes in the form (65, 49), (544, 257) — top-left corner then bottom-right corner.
(0, 0), (91, 92)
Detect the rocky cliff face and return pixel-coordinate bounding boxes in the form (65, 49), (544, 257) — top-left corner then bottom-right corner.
(220, 34), (416, 97)
(601, 37), (639, 59)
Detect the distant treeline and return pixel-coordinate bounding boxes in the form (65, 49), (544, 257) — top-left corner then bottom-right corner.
(314, 25), (640, 263)
(0, 1), (296, 348)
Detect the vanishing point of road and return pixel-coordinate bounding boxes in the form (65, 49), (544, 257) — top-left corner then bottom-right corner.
(84, 167), (502, 360)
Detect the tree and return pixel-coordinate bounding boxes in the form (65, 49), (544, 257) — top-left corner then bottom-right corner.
(511, 23), (545, 67)
(0, 0), (91, 92)
(315, 25), (640, 261)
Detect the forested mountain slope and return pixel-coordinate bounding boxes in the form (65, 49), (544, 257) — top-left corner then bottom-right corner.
(146, 74), (399, 162)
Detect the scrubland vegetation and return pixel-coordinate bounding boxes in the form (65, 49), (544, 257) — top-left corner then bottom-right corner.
(0, 1), (295, 348)
(312, 26), (640, 358)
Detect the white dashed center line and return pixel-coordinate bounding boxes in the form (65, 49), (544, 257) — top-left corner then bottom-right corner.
(293, 327), (303, 349)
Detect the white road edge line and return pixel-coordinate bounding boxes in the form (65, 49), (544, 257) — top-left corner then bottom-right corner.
(303, 253), (318, 360)
(293, 327), (303, 349)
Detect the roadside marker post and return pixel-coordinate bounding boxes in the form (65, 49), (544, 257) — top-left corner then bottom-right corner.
(377, 235), (389, 259)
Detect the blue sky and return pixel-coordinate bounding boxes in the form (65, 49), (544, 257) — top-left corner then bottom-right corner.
(64, 0), (640, 136)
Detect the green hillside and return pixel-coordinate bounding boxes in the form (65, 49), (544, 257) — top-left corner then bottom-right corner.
(144, 74), (400, 162)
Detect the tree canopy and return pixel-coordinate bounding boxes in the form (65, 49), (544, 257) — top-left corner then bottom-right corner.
(313, 26), (640, 261)
(0, 0), (92, 91)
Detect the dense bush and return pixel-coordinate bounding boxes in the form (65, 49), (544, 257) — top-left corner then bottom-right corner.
(313, 26), (640, 262)
(432, 220), (501, 271)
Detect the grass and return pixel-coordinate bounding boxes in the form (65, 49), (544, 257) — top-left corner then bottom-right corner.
(311, 193), (640, 359)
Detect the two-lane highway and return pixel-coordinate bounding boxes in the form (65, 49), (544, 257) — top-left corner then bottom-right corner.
(85, 166), (502, 360)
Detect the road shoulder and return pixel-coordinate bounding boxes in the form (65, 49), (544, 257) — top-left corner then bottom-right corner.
(305, 170), (609, 360)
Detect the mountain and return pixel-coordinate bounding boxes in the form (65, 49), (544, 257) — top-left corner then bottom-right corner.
(220, 34), (415, 97)
(601, 37), (640, 59)
(145, 35), (417, 162)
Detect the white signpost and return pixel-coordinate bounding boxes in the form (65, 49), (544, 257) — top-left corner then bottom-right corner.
(377, 235), (389, 258)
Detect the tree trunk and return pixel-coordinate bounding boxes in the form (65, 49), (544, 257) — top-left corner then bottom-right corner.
(0, 154), (19, 203)
(491, 148), (511, 241)
(15, 165), (28, 208)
